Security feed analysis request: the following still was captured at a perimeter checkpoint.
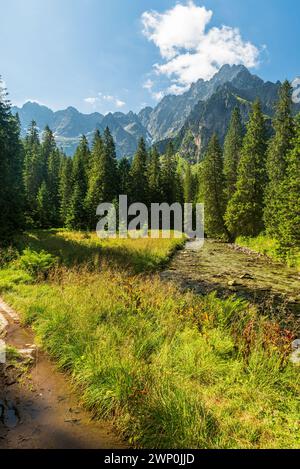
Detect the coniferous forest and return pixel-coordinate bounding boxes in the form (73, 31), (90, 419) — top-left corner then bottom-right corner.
(1, 79), (299, 263)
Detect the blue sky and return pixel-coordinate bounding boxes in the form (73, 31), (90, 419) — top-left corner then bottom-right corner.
(0, 0), (299, 114)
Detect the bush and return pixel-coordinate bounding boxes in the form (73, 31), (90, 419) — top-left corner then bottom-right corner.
(19, 249), (58, 279)
(0, 246), (19, 267)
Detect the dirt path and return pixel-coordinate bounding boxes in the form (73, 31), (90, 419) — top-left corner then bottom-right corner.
(161, 239), (300, 333)
(0, 301), (126, 449)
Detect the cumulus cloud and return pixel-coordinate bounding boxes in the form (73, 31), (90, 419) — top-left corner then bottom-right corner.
(84, 93), (126, 109)
(84, 97), (98, 105)
(142, 1), (260, 95)
(143, 79), (154, 90)
(115, 99), (126, 108)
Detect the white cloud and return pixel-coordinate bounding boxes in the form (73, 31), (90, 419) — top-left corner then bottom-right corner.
(143, 79), (154, 90)
(142, 1), (260, 96)
(84, 97), (98, 105)
(152, 91), (165, 101)
(167, 83), (190, 95)
(84, 93), (126, 110)
(115, 99), (126, 108)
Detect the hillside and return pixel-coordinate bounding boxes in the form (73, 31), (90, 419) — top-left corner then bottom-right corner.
(12, 65), (300, 158)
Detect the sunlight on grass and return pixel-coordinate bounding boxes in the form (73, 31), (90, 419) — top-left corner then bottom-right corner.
(236, 234), (300, 270)
(0, 230), (299, 448)
(13, 229), (185, 273)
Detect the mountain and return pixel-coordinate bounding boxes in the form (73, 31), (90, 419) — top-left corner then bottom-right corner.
(12, 103), (149, 157)
(12, 65), (300, 160)
(144, 64), (299, 161)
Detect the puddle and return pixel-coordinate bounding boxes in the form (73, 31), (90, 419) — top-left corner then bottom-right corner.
(0, 399), (20, 428)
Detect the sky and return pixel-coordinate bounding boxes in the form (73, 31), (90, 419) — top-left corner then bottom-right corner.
(0, 0), (299, 114)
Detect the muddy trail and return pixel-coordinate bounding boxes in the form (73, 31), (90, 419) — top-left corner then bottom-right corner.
(0, 301), (126, 449)
(161, 240), (300, 333)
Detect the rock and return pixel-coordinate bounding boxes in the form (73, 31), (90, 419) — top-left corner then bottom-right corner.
(228, 280), (238, 286)
(240, 272), (254, 280)
(290, 339), (300, 365)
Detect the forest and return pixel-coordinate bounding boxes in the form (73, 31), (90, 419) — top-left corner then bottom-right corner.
(1, 79), (299, 266)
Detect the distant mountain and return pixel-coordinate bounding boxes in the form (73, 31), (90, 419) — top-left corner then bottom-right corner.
(12, 103), (149, 157)
(143, 64), (299, 161)
(143, 65), (254, 142)
(12, 65), (300, 159)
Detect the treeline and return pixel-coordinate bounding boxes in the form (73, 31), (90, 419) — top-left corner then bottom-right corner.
(0, 77), (299, 254)
(200, 80), (300, 254)
(22, 125), (191, 230)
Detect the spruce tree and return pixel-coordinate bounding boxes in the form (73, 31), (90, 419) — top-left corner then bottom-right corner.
(225, 100), (268, 238)
(40, 126), (56, 181)
(66, 136), (90, 229)
(0, 78), (24, 239)
(202, 134), (228, 239)
(36, 181), (52, 228)
(23, 121), (42, 211)
(118, 157), (131, 195)
(147, 146), (161, 203)
(129, 137), (148, 205)
(183, 163), (196, 203)
(23, 121), (42, 221)
(224, 107), (243, 201)
(264, 81), (295, 237)
(59, 156), (73, 226)
(277, 114), (300, 251)
(85, 130), (105, 228)
(46, 148), (62, 226)
(102, 127), (119, 202)
(160, 142), (177, 204)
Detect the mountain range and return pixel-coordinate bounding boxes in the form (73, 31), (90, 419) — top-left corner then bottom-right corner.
(12, 65), (300, 160)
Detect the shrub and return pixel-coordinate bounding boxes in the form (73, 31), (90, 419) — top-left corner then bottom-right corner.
(19, 249), (58, 279)
(0, 246), (19, 267)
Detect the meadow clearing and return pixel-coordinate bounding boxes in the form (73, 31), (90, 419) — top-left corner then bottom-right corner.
(0, 230), (299, 448)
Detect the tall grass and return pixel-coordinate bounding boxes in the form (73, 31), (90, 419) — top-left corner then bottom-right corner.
(13, 230), (185, 273)
(236, 234), (300, 270)
(1, 262), (299, 448)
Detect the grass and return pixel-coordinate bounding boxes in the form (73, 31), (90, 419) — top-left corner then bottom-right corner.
(236, 234), (300, 270)
(13, 229), (185, 273)
(0, 230), (299, 448)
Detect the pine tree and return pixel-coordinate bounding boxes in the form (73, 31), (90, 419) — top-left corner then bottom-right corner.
(161, 142), (177, 204)
(46, 148), (62, 226)
(23, 121), (43, 221)
(59, 156), (73, 226)
(36, 181), (52, 228)
(202, 134), (228, 239)
(183, 163), (196, 203)
(147, 146), (161, 203)
(277, 114), (300, 251)
(264, 81), (295, 237)
(23, 121), (42, 206)
(0, 78), (24, 239)
(66, 183), (87, 230)
(85, 130), (105, 228)
(225, 100), (268, 238)
(40, 126), (56, 181)
(118, 157), (131, 195)
(224, 107), (243, 201)
(129, 137), (148, 204)
(102, 127), (119, 201)
(66, 136), (90, 229)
